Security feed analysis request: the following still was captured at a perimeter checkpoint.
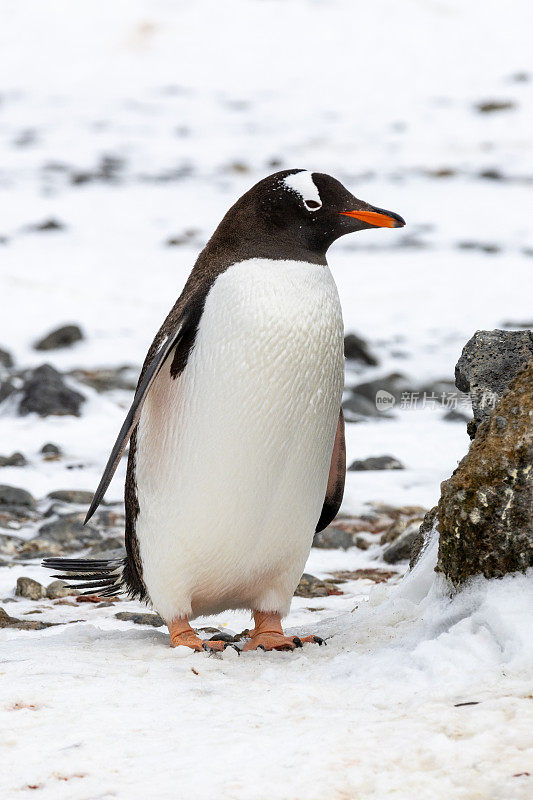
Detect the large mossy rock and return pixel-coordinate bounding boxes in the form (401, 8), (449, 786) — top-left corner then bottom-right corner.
(437, 360), (533, 584)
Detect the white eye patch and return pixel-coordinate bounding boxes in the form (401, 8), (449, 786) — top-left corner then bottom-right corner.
(283, 170), (322, 211)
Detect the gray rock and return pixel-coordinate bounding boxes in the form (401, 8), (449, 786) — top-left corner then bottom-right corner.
(19, 364), (85, 417)
(15, 576), (46, 600)
(88, 541), (125, 557)
(352, 372), (408, 403)
(0, 484), (35, 507)
(115, 611), (164, 627)
(34, 324), (82, 351)
(68, 366), (138, 393)
(348, 455), (404, 471)
(0, 379), (17, 404)
(0, 606), (56, 630)
(342, 393), (386, 422)
(38, 513), (102, 551)
(0, 347), (13, 368)
(313, 526), (356, 550)
(344, 333), (379, 366)
(382, 523), (421, 564)
(41, 443), (62, 460)
(0, 533), (24, 556)
(409, 507), (438, 568)
(455, 329), (533, 437)
(47, 490), (94, 505)
(294, 573), (330, 598)
(437, 361), (533, 584)
(442, 410), (471, 423)
(46, 580), (79, 599)
(0, 452), (27, 467)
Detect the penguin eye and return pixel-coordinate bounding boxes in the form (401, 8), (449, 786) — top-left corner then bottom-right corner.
(304, 200), (321, 211)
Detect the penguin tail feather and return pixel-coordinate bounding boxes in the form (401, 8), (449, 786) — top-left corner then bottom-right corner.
(42, 557), (126, 597)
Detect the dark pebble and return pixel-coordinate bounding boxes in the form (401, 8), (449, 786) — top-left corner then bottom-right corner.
(34, 324), (83, 351)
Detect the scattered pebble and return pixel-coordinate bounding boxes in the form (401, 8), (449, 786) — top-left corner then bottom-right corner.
(0, 452), (27, 467)
(15, 577), (46, 600)
(46, 580), (79, 599)
(34, 324), (83, 351)
(115, 611), (164, 627)
(19, 364), (85, 417)
(0, 484), (35, 507)
(348, 455), (404, 471)
(0, 347), (13, 368)
(47, 490), (94, 505)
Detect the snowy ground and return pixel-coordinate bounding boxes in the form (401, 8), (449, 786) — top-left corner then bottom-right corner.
(1, 1), (533, 798)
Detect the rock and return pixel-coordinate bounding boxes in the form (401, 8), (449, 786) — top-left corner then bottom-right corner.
(115, 611), (164, 627)
(348, 455), (404, 471)
(19, 364), (85, 417)
(455, 329), (533, 437)
(342, 393), (387, 422)
(88, 541), (125, 557)
(0, 606), (56, 630)
(409, 507), (438, 568)
(28, 218), (66, 232)
(442, 409), (471, 423)
(380, 507), (427, 545)
(475, 100), (515, 113)
(0, 452), (27, 467)
(0, 533), (24, 555)
(382, 523), (421, 564)
(0, 379), (17, 404)
(15, 577), (46, 600)
(0, 347), (13, 368)
(37, 514), (102, 551)
(47, 490), (94, 505)
(0, 484), (35, 507)
(46, 580), (79, 599)
(68, 366), (137, 393)
(437, 361), (533, 584)
(352, 372), (407, 403)
(330, 568), (398, 584)
(294, 574), (331, 598)
(344, 333), (379, 366)
(313, 526), (357, 550)
(41, 443), (61, 460)
(34, 324), (83, 351)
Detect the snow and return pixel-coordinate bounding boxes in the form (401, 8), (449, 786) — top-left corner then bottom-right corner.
(1, 0), (533, 797)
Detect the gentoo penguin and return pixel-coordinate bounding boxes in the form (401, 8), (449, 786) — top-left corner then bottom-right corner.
(45, 170), (405, 652)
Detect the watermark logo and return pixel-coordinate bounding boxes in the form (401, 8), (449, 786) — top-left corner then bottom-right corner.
(375, 390), (396, 411)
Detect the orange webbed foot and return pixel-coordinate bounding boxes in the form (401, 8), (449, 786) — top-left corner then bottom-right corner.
(168, 619), (236, 652)
(242, 611), (325, 652)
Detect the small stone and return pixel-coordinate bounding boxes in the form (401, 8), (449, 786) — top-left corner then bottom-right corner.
(0, 606), (56, 630)
(442, 410), (471, 423)
(313, 526), (356, 550)
(41, 443), (62, 459)
(0, 533), (24, 555)
(0, 347), (13, 368)
(34, 324), (83, 351)
(114, 611), (164, 627)
(0, 485), (35, 507)
(294, 574), (330, 598)
(28, 218), (66, 232)
(382, 523), (422, 564)
(46, 580), (79, 599)
(0, 452), (27, 467)
(342, 393), (386, 422)
(37, 514), (102, 550)
(47, 490), (94, 505)
(475, 100), (515, 113)
(88, 540), (125, 557)
(15, 577), (46, 600)
(68, 366), (138, 393)
(344, 333), (379, 366)
(348, 455), (404, 471)
(19, 364), (85, 417)
(0, 379), (17, 404)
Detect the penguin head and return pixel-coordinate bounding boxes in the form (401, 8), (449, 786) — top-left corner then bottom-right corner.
(210, 169), (405, 263)
(262, 169), (406, 254)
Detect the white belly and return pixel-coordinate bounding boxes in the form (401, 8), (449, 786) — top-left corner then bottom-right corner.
(135, 258), (344, 622)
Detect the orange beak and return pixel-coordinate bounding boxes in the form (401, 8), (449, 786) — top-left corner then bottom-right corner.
(340, 209), (405, 228)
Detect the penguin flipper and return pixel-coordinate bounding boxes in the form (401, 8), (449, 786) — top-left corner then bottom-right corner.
(84, 319), (189, 524)
(315, 408), (346, 533)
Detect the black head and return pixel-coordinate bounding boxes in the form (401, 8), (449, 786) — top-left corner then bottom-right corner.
(208, 169), (405, 266)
